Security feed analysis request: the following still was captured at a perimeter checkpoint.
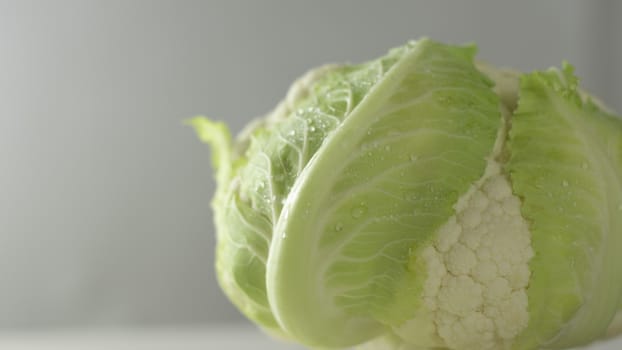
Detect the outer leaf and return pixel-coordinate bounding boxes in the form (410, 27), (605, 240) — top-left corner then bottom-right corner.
(267, 39), (501, 347)
(508, 64), (622, 349)
(191, 47), (409, 334)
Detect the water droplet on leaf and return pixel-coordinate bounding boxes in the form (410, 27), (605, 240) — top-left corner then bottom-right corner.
(351, 203), (368, 218)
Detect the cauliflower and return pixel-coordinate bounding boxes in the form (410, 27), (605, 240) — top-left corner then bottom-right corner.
(394, 169), (533, 349)
(190, 39), (622, 350)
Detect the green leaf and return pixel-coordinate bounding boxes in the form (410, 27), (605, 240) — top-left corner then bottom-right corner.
(186, 117), (233, 188)
(266, 39), (501, 347)
(508, 63), (622, 349)
(192, 46), (408, 335)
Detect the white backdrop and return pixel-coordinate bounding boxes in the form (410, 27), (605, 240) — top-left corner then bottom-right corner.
(0, 0), (620, 329)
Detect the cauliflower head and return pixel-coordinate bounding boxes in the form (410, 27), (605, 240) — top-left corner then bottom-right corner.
(190, 39), (622, 350)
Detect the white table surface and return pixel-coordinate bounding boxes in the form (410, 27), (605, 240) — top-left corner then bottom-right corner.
(0, 325), (619, 350)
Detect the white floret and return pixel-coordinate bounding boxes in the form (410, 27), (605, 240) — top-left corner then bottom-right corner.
(396, 169), (534, 350)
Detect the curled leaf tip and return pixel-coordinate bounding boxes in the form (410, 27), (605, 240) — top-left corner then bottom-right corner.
(186, 116), (233, 183)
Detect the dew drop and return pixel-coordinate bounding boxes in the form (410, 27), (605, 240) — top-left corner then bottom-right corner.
(403, 190), (418, 201)
(309, 126), (316, 132)
(562, 180), (569, 187)
(288, 130), (296, 136)
(351, 203), (368, 218)
(281, 232), (287, 239)
(335, 222), (344, 232)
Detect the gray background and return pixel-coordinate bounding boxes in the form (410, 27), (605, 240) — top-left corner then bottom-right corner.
(0, 0), (621, 330)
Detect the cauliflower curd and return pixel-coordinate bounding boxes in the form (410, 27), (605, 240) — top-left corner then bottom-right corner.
(391, 166), (533, 348)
